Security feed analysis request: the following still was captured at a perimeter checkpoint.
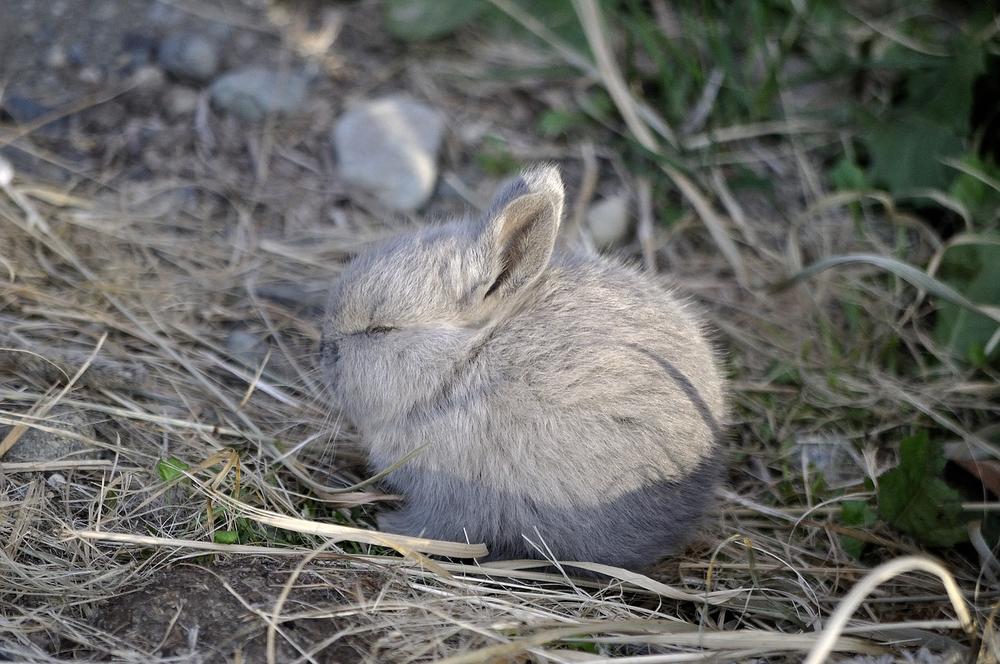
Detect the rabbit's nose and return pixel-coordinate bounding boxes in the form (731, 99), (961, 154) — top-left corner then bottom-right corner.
(319, 336), (340, 366)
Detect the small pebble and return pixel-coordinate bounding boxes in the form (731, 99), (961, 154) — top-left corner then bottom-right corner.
(122, 66), (166, 114)
(209, 67), (309, 121)
(586, 192), (630, 248)
(158, 33), (219, 82)
(0, 155), (13, 187)
(226, 329), (267, 367)
(1, 95), (69, 138)
(2, 95), (52, 124)
(83, 101), (125, 132)
(66, 43), (86, 67)
(163, 86), (199, 117)
(78, 66), (103, 84)
(45, 44), (67, 69)
(129, 65), (165, 91)
(121, 32), (159, 69)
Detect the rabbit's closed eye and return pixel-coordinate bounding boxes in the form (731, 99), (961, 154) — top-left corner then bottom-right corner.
(365, 325), (396, 335)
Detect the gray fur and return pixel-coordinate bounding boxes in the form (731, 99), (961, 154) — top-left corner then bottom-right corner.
(321, 165), (727, 568)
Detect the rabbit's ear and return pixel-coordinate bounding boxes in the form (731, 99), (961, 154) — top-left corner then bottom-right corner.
(480, 166), (564, 298)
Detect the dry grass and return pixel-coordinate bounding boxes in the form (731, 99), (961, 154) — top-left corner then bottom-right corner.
(1, 1), (998, 662)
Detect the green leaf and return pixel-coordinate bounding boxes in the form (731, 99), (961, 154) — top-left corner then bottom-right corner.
(904, 43), (984, 135)
(862, 43), (984, 194)
(864, 116), (965, 194)
(475, 136), (519, 176)
(538, 109), (582, 137)
(213, 530), (239, 544)
(877, 432), (967, 547)
(839, 499), (877, 559)
(830, 156), (867, 191)
(384, 0), (486, 41)
(841, 500), (876, 527)
(156, 456), (190, 483)
(932, 239), (1000, 364)
(948, 155), (1000, 222)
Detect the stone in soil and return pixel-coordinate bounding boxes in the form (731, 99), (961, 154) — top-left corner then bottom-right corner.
(82, 100), (126, 131)
(121, 65), (166, 113)
(209, 67), (309, 121)
(586, 192), (631, 248)
(158, 32), (220, 82)
(162, 85), (199, 118)
(0, 155), (12, 187)
(45, 44), (68, 69)
(119, 32), (160, 73)
(333, 94), (446, 212)
(1, 407), (98, 463)
(0, 95), (69, 138)
(225, 329), (267, 367)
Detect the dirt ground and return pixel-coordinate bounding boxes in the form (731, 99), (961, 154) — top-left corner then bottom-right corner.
(89, 560), (377, 662)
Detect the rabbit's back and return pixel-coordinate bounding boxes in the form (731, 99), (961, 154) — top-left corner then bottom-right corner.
(492, 252), (724, 444)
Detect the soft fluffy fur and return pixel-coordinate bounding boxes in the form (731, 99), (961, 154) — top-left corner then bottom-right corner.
(321, 166), (726, 569)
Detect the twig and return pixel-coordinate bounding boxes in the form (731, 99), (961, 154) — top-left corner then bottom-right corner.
(636, 176), (656, 272)
(567, 141), (599, 250)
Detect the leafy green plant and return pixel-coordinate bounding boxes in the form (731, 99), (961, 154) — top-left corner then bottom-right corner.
(538, 109), (585, 138)
(948, 156), (1000, 222)
(383, 0), (486, 41)
(212, 529), (239, 544)
(476, 135), (519, 175)
(837, 433), (969, 549)
(862, 42), (986, 194)
(933, 239), (1000, 364)
(156, 456), (190, 483)
(839, 499), (877, 559)
(830, 156), (868, 192)
(877, 432), (968, 547)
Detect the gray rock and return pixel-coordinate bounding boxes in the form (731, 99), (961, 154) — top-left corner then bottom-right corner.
(209, 67), (308, 121)
(0, 95), (68, 138)
(78, 66), (103, 85)
(82, 101), (125, 131)
(0, 155), (12, 187)
(793, 433), (860, 486)
(163, 86), (199, 118)
(123, 65), (166, 113)
(121, 32), (159, 70)
(2, 95), (51, 124)
(130, 65), (165, 91)
(66, 42), (86, 67)
(333, 95), (445, 211)
(586, 192), (630, 248)
(1, 408), (98, 463)
(158, 33), (219, 82)
(226, 329), (267, 367)
(45, 44), (67, 69)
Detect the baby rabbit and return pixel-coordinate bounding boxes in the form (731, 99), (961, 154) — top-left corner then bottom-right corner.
(321, 166), (726, 570)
